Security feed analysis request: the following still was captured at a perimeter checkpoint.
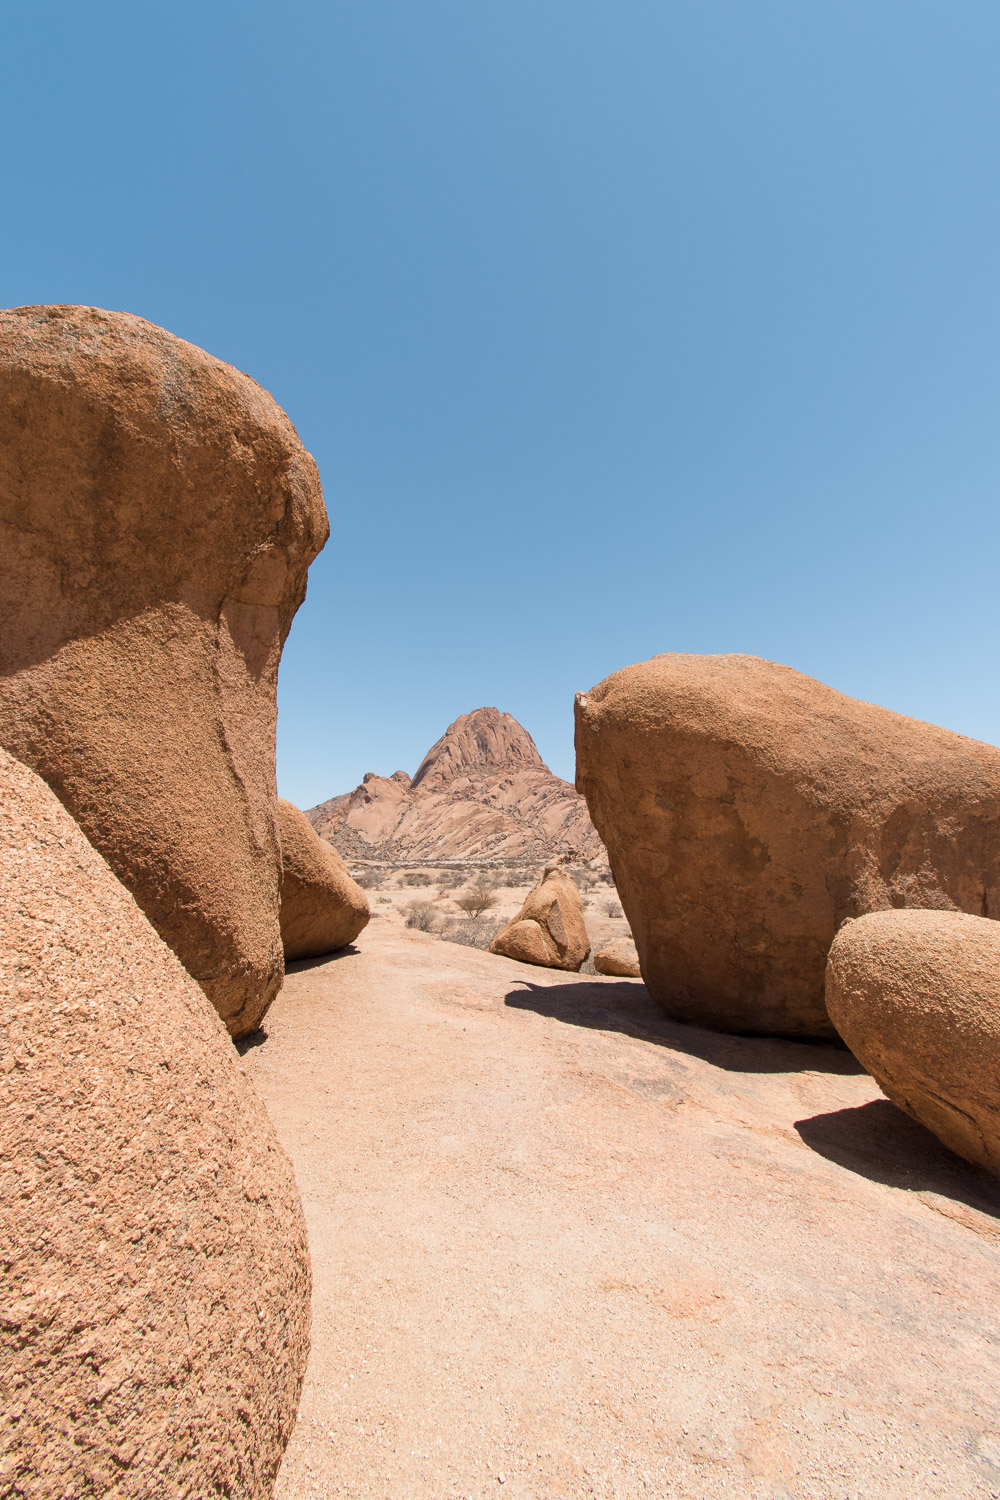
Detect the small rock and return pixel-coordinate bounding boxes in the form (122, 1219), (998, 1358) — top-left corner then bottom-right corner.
(594, 936), (641, 978)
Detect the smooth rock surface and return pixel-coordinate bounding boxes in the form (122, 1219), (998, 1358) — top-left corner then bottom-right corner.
(0, 305), (328, 1035)
(0, 747), (311, 1498)
(490, 864), (590, 971)
(278, 797), (370, 961)
(827, 908), (1000, 1176)
(575, 653), (1000, 1037)
(594, 934), (642, 977)
(245, 912), (1000, 1500)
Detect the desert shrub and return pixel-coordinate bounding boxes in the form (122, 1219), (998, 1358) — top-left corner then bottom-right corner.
(405, 900), (439, 932)
(354, 868), (384, 890)
(402, 870), (432, 886)
(441, 916), (505, 950)
(436, 870), (457, 889)
(377, 895), (391, 905)
(602, 899), (623, 918)
(455, 876), (499, 919)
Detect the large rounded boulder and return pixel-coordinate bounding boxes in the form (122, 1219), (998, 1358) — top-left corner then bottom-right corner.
(278, 797), (370, 960)
(575, 653), (1000, 1036)
(0, 747), (311, 1496)
(826, 909), (1000, 1176)
(0, 305), (329, 1036)
(490, 865), (590, 971)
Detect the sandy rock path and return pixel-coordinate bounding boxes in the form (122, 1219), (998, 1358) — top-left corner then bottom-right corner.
(242, 917), (1000, 1500)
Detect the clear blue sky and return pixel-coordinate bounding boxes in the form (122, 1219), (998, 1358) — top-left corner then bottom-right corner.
(4, 2), (998, 805)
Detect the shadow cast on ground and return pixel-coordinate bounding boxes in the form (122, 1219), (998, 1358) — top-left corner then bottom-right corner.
(508, 979), (1000, 1221)
(285, 944), (361, 974)
(796, 1099), (1000, 1221)
(505, 978), (864, 1077)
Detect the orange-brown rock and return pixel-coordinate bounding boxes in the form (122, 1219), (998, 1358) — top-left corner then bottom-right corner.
(0, 747), (311, 1497)
(278, 797), (370, 960)
(575, 653), (1000, 1037)
(593, 935), (642, 978)
(0, 305), (328, 1036)
(411, 708), (545, 790)
(309, 707), (604, 864)
(490, 865), (590, 971)
(826, 908), (1000, 1175)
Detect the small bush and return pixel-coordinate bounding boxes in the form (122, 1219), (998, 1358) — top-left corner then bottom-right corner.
(602, 899), (623, 918)
(441, 916), (505, 950)
(455, 876), (499, 919)
(355, 868), (384, 890)
(405, 900), (439, 932)
(402, 870), (432, 886)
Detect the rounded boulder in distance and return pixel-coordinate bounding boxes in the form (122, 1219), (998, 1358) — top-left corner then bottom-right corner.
(0, 305), (329, 1036)
(278, 797), (370, 960)
(0, 747), (311, 1497)
(575, 653), (1000, 1037)
(826, 908), (1000, 1176)
(490, 865), (590, 971)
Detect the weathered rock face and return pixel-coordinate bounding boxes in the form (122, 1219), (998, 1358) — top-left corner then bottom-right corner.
(594, 935), (642, 978)
(411, 707), (545, 790)
(0, 305), (328, 1036)
(575, 653), (1000, 1037)
(0, 747), (311, 1497)
(490, 865), (590, 971)
(309, 707), (604, 864)
(278, 797), (370, 961)
(826, 909), (1000, 1176)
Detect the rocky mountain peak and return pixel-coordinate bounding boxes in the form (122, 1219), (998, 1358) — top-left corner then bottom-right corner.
(410, 707), (546, 792)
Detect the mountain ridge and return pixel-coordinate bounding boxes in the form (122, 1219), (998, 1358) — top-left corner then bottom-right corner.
(306, 707), (604, 864)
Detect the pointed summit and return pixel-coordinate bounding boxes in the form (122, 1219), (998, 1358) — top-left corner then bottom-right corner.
(307, 706), (604, 863)
(410, 707), (546, 792)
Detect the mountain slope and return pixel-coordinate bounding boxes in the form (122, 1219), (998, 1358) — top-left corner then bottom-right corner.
(307, 707), (604, 864)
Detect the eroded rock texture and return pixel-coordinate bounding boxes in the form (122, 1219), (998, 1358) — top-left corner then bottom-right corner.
(278, 797), (370, 961)
(575, 653), (1000, 1036)
(827, 908), (1000, 1175)
(0, 305), (329, 1035)
(490, 865), (590, 971)
(0, 747), (311, 1497)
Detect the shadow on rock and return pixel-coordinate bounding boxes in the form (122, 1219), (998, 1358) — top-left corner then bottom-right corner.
(796, 1099), (1000, 1221)
(505, 979), (864, 1076)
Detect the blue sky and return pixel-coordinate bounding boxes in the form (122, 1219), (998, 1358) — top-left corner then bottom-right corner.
(3, 2), (998, 804)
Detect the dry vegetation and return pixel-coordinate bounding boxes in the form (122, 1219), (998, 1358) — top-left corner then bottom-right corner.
(351, 860), (627, 959)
